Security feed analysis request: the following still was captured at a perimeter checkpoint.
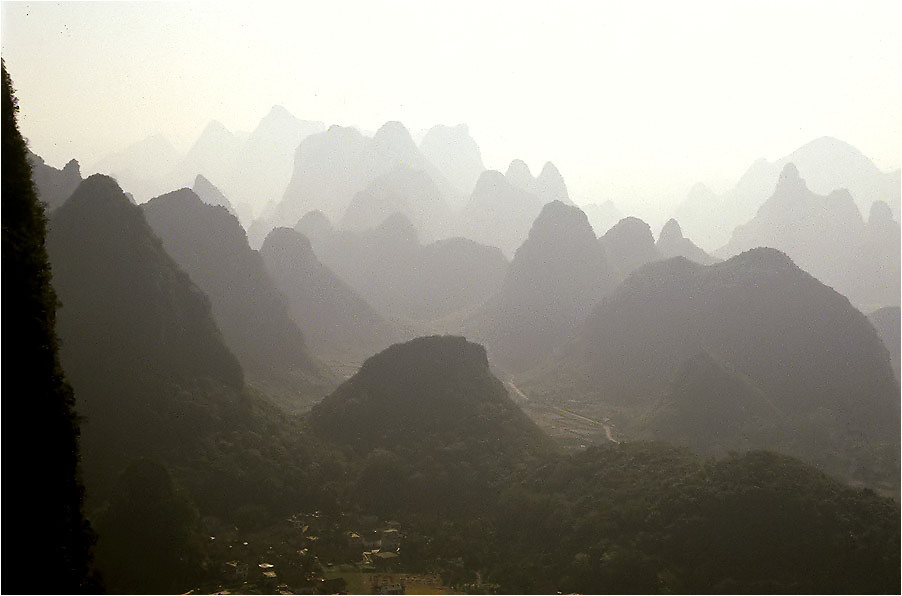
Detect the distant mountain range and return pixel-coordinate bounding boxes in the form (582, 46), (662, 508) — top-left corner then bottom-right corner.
(720, 163), (900, 310)
(89, 106), (325, 217)
(275, 121), (458, 229)
(298, 210), (509, 326)
(674, 136), (901, 250)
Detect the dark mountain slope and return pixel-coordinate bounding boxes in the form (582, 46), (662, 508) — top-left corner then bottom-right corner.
(2, 62), (97, 593)
(490, 444), (900, 594)
(307, 336), (556, 515)
(642, 351), (782, 454)
(868, 305), (900, 382)
(142, 189), (331, 409)
(530, 248), (898, 486)
(47, 175), (245, 497)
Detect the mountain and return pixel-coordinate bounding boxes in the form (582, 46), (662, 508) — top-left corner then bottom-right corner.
(225, 105), (324, 217)
(306, 335), (556, 514)
(419, 123), (485, 199)
(846, 200), (902, 309)
(88, 135), (182, 202)
(642, 351), (781, 454)
(581, 200), (623, 236)
(301, 210), (508, 324)
(868, 306), (900, 382)
(294, 209), (336, 246)
(3, 63), (96, 593)
(459, 169), (545, 257)
(721, 163), (899, 309)
(167, 120), (242, 195)
(340, 164), (454, 242)
(492, 444), (900, 594)
(142, 188), (330, 410)
(26, 149), (82, 210)
(47, 175), (246, 498)
(534, 162), (571, 204)
(673, 137), (901, 250)
(468, 201), (610, 372)
(598, 216), (661, 284)
(275, 121), (456, 228)
(655, 218), (718, 265)
(192, 174), (237, 217)
(260, 226), (399, 361)
(531, 248), (899, 486)
(503, 159), (572, 205)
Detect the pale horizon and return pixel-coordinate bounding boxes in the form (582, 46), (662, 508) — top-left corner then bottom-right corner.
(2, 0), (900, 221)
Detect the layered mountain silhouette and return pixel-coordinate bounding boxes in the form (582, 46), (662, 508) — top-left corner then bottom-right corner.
(169, 120), (242, 198)
(340, 164), (454, 241)
(581, 200), (623, 236)
(721, 163), (900, 309)
(47, 175), (246, 496)
(299, 210), (508, 323)
(192, 174), (238, 219)
(458, 169), (545, 257)
(467, 201), (610, 372)
(868, 306), (900, 382)
(142, 188), (331, 409)
(533, 247), (899, 485)
(656, 218), (718, 265)
(505, 159), (571, 205)
(225, 105), (324, 217)
(673, 137), (901, 250)
(275, 121), (456, 228)
(598, 216), (661, 285)
(260, 226), (399, 361)
(419, 123), (485, 199)
(91, 106), (323, 217)
(26, 149), (82, 210)
(89, 135), (181, 203)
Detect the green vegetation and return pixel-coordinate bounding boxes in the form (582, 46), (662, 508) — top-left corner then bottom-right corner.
(1, 60), (98, 593)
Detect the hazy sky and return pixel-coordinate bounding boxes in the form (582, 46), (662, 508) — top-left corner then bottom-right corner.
(2, 1), (900, 217)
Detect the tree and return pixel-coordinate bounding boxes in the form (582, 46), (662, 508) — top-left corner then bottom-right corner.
(1, 60), (97, 592)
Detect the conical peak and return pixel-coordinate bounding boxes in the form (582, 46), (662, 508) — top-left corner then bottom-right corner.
(62, 158), (81, 175)
(659, 218), (684, 243)
(262, 225), (313, 255)
(64, 174), (128, 211)
(374, 120), (416, 149)
(538, 161), (561, 180)
(506, 158), (533, 182)
(868, 200), (894, 225)
(775, 162), (806, 193)
(472, 169), (507, 195)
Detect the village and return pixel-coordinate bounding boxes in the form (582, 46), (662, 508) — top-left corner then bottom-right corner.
(186, 511), (472, 595)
